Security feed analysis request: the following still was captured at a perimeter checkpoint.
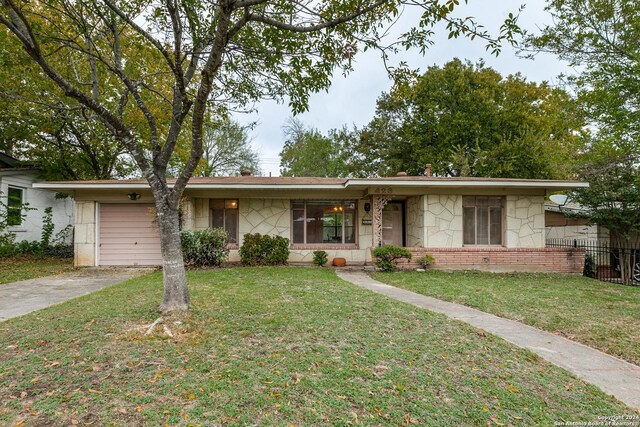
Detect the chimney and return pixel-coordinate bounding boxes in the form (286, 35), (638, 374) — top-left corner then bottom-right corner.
(396, 171), (407, 176)
(425, 164), (432, 177)
(240, 168), (252, 176)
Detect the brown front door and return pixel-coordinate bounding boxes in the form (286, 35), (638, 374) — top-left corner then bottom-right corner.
(382, 202), (404, 246)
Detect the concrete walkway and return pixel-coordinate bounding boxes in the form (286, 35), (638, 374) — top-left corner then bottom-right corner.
(336, 270), (640, 410)
(0, 269), (152, 322)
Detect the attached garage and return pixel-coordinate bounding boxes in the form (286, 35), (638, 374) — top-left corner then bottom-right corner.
(98, 203), (163, 266)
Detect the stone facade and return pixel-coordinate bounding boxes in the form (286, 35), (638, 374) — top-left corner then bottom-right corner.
(190, 197), (375, 264)
(424, 194), (463, 247)
(73, 190), (567, 269)
(405, 196), (424, 247)
(239, 199), (290, 241)
(505, 195), (545, 248)
(74, 201), (96, 267)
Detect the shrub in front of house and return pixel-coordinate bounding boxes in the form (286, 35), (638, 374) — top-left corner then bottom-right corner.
(0, 204), (73, 258)
(312, 250), (328, 267)
(181, 228), (230, 267)
(418, 253), (436, 269)
(373, 245), (412, 272)
(240, 233), (290, 266)
(583, 253), (596, 278)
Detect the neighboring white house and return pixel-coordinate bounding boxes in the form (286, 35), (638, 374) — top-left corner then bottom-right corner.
(544, 202), (608, 241)
(0, 153), (74, 243)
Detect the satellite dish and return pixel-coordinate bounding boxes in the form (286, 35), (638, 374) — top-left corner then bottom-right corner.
(549, 194), (569, 206)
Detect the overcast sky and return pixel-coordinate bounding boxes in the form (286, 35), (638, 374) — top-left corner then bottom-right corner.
(233, 0), (572, 177)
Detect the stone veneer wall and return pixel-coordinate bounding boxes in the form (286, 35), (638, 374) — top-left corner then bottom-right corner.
(238, 199), (290, 241)
(505, 195), (545, 248)
(397, 247), (585, 273)
(420, 194), (547, 249)
(405, 196), (424, 247)
(190, 197), (374, 264)
(74, 201), (96, 267)
(424, 194), (463, 247)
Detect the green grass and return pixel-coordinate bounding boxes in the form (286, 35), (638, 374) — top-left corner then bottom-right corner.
(0, 267), (635, 426)
(371, 270), (640, 366)
(0, 255), (74, 284)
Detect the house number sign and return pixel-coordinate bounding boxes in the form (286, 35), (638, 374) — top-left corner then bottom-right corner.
(373, 187), (393, 195)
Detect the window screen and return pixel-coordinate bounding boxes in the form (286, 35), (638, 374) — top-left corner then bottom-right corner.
(291, 200), (356, 244)
(462, 197), (503, 245)
(209, 199), (239, 243)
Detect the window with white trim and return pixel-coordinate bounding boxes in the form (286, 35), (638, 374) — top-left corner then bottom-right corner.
(209, 199), (239, 243)
(462, 196), (504, 245)
(292, 200), (356, 244)
(7, 187), (24, 226)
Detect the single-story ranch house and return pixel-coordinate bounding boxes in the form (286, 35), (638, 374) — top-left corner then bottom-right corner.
(34, 174), (588, 272)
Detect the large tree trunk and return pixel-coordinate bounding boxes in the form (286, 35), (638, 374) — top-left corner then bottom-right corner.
(156, 199), (189, 312)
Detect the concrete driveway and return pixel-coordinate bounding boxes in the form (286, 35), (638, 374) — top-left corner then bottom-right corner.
(0, 268), (153, 322)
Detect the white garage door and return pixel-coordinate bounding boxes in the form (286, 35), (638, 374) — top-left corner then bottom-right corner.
(99, 203), (163, 266)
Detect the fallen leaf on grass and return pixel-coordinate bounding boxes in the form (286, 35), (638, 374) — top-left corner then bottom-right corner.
(291, 373), (302, 384)
(507, 384), (520, 393)
(490, 415), (506, 426)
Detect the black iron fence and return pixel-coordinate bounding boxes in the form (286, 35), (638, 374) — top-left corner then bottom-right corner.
(546, 239), (640, 285)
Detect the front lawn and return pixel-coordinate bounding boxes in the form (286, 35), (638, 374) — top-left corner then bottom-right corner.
(0, 267), (634, 426)
(371, 270), (640, 365)
(0, 255), (74, 285)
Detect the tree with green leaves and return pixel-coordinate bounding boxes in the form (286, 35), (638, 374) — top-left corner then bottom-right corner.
(171, 119), (261, 177)
(525, 0), (639, 148)
(571, 139), (640, 284)
(351, 59), (584, 178)
(279, 118), (349, 177)
(526, 0), (640, 283)
(0, 0), (521, 312)
(0, 27), (137, 179)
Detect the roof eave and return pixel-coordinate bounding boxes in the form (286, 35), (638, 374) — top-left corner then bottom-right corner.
(345, 180), (589, 189)
(32, 182), (349, 190)
(33, 179), (589, 192)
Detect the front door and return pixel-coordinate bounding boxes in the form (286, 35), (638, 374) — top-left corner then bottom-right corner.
(382, 202), (404, 246)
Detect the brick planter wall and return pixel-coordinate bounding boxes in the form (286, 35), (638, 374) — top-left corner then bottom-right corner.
(389, 247), (586, 273)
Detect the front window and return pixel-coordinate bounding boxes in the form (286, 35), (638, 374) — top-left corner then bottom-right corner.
(7, 187), (24, 226)
(463, 196), (503, 245)
(210, 199), (239, 244)
(292, 200), (356, 244)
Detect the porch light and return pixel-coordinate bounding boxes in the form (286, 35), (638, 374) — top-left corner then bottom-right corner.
(127, 192), (141, 201)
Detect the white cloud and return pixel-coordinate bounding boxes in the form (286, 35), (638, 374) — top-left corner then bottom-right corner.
(234, 0), (571, 177)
